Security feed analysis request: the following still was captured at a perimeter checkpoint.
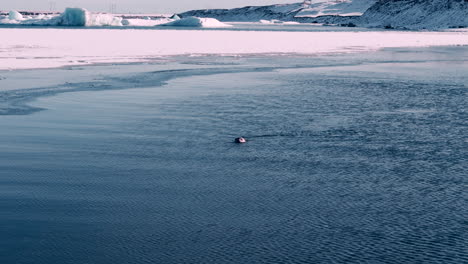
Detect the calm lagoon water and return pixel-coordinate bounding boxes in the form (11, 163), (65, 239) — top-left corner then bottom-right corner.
(1, 47), (467, 263)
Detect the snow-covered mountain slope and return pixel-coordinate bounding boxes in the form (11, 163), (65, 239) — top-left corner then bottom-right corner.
(296, 0), (376, 17)
(179, 0), (468, 29)
(360, 0), (468, 29)
(179, 3), (304, 22)
(179, 1), (377, 22)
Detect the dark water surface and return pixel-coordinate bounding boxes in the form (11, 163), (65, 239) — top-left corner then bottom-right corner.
(1, 47), (467, 264)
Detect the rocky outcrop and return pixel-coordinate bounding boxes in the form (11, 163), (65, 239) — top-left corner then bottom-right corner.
(359, 0), (468, 29)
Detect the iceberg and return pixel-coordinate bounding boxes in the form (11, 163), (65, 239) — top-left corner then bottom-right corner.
(59, 8), (87, 26)
(58, 8), (122, 26)
(0, 8), (123, 27)
(9, 10), (24, 20)
(160, 17), (231, 28)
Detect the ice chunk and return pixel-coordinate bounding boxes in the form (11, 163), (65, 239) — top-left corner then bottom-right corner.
(160, 17), (231, 28)
(58, 7), (122, 26)
(121, 19), (130, 26)
(59, 8), (87, 26)
(9, 10), (24, 21)
(87, 13), (122, 26)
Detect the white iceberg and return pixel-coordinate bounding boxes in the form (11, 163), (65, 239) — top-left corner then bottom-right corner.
(160, 17), (231, 28)
(9, 10), (24, 21)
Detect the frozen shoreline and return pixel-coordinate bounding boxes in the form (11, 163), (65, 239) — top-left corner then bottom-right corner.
(1, 28), (468, 70)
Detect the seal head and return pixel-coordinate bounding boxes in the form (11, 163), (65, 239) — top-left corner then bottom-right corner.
(234, 137), (247, 143)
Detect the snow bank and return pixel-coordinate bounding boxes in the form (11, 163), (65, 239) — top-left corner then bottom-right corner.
(1, 28), (468, 70)
(121, 18), (172, 27)
(9, 10), (24, 20)
(160, 17), (231, 28)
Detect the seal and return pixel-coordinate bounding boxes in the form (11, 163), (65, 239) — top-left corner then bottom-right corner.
(234, 137), (247, 143)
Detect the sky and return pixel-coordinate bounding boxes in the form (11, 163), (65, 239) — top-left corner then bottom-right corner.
(0, 0), (300, 13)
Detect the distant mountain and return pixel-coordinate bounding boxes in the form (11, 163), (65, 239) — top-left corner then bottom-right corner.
(179, 3), (303, 22)
(179, 1), (376, 22)
(179, 0), (468, 30)
(360, 0), (468, 29)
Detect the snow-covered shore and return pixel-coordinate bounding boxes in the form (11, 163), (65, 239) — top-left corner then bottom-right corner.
(1, 28), (468, 70)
